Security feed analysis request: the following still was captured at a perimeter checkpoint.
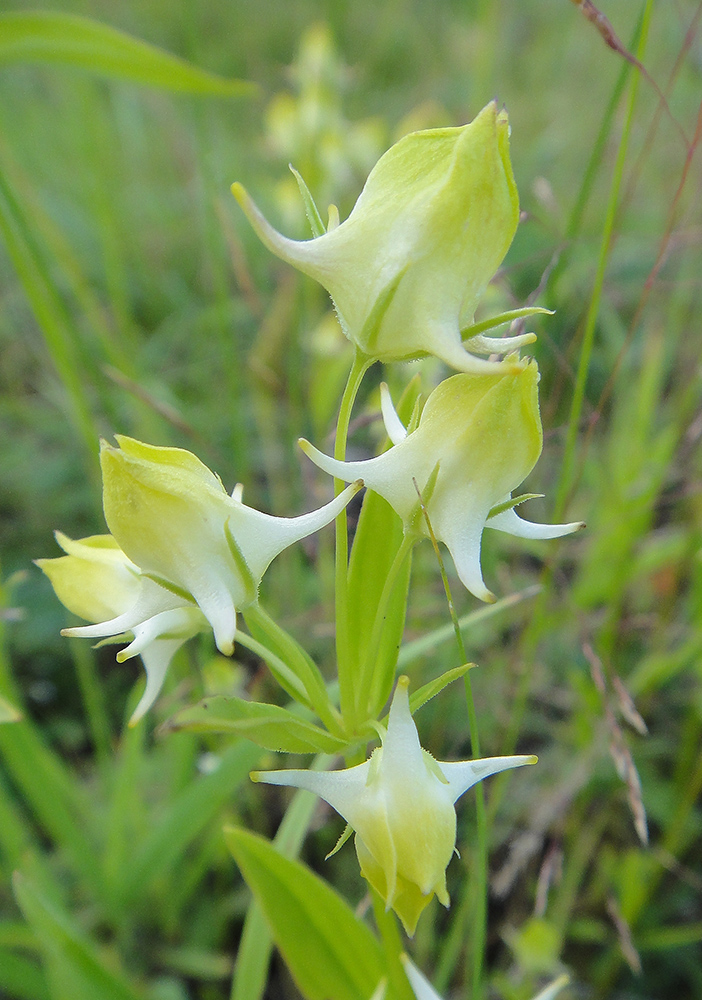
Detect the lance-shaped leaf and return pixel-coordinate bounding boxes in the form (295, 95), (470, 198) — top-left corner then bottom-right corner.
(167, 695), (349, 754)
(226, 826), (384, 1000)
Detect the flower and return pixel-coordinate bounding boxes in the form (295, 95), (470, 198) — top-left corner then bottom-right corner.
(300, 361), (584, 602)
(100, 435), (362, 656)
(233, 102), (529, 372)
(36, 532), (207, 725)
(400, 955), (569, 1000)
(252, 676), (536, 934)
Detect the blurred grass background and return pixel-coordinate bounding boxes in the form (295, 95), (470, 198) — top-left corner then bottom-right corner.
(0, 0), (701, 998)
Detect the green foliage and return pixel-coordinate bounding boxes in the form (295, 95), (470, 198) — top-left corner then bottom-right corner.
(0, 12), (256, 95)
(1, 1), (701, 999)
(226, 826), (385, 1000)
(168, 694), (350, 753)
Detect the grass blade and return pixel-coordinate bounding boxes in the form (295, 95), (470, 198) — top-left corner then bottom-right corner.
(0, 12), (257, 96)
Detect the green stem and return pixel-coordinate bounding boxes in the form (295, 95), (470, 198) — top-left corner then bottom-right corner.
(333, 349), (373, 728)
(360, 533), (414, 721)
(240, 608), (343, 736)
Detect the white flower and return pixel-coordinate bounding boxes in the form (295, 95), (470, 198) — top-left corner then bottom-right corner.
(252, 677), (535, 934)
(300, 362), (583, 602)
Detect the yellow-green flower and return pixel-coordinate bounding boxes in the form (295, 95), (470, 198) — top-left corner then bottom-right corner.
(300, 361), (583, 602)
(36, 533), (206, 724)
(100, 436), (362, 656)
(233, 102), (526, 372)
(252, 677), (535, 934)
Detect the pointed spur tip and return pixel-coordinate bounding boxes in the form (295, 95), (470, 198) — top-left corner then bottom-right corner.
(230, 180), (246, 203)
(249, 771), (263, 783)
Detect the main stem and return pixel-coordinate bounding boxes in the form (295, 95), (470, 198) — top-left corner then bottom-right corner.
(334, 349), (372, 730)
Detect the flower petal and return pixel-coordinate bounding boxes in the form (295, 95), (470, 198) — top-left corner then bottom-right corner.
(438, 754), (537, 804)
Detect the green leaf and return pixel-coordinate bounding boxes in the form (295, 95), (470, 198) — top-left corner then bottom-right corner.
(166, 696), (349, 754)
(0, 12), (257, 96)
(0, 693), (21, 724)
(231, 786), (321, 1000)
(347, 491), (411, 715)
(12, 873), (144, 1000)
(225, 827), (385, 1000)
(0, 721), (102, 898)
(0, 946), (50, 1000)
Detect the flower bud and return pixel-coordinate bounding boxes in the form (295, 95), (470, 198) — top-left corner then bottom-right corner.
(100, 436), (362, 655)
(252, 677), (535, 934)
(300, 361), (584, 602)
(233, 102), (522, 372)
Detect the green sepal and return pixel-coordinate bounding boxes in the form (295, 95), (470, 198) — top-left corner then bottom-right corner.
(325, 823), (354, 860)
(290, 166), (326, 238)
(408, 662), (477, 714)
(487, 493), (544, 519)
(166, 695), (349, 754)
(223, 519), (257, 604)
(225, 827), (385, 1000)
(460, 306), (553, 341)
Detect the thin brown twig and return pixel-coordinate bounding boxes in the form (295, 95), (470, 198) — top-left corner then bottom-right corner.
(569, 0), (689, 149)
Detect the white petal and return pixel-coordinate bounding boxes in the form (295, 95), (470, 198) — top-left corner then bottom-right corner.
(415, 324), (510, 374)
(380, 383), (407, 445)
(487, 506), (585, 539)
(238, 480), (364, 582)
(115, 607), (203, 661)
(531, 975), (569, 1000)
(380, 676), (425, 778)
(231, 183), (332, 282)
(464, 331), (537, 354)
(128, 638), (185, 726)
(251, 760), (372, 828)
(400, 955), (443, 1000)
(62, 580), (189, 640)
(438, 514), (495, 603)
(438, 754), (537, 804)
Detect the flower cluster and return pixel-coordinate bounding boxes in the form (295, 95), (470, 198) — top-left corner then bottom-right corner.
(39, 100), (581, 993)
(40, 437), (360, 723)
